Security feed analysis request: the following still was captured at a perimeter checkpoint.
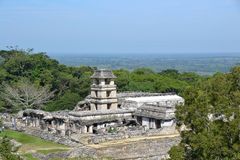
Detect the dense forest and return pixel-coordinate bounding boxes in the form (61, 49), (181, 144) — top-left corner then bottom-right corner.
(0, 49), (202, 112)
(0, 49), (239, 160)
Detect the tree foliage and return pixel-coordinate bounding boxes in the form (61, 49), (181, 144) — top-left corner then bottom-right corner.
(113, 68), (202, 93)
(0, 49), (202, 112)
(169, 66), (240, 160)
(0, 136), (22, 160)
(0, 49), (93, 112)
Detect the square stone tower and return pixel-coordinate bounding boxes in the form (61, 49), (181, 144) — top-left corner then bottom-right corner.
(90, 69), (118, 111)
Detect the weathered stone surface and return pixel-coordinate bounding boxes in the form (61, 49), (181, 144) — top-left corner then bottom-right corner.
(67, 147), (98, 158)
(3, 117), (179, 159)
(91, 69), (117, 79)
(69, 109), (134, 117)
(134, 103), (175, 120)
(10, 139), (22, 152)
(32, 146), (98, 160)
(117, 92), (176, 99)
(31, 136), (180, 160)
(22, 109), (69, 120)
(121, 95), (184, 110)
(96, 137), (181, 160)
(32, 153), (47, 160)
(89, 126), (177, 144)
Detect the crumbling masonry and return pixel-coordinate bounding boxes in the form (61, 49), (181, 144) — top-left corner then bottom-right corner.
(15, 69), (184, 137)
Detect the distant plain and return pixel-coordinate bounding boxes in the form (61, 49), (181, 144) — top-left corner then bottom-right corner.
(49, 53), (240, 75)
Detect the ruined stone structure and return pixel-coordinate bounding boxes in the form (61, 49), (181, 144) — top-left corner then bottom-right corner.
(90, 69), (118, 110)
(0, 69), (186, 159)
(135, 103), (175, 129)
(15, 69), (184, 138)
(125, 95), (184, 129)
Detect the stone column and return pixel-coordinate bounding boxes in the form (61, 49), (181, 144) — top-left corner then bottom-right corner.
(46, 121), (50, 131)
(35, 118), (40, 127)
(24, 118), (27, 126)
(45, 121), (48, 131)
(29, 118), (33, 127)
(51, 120), (55, 128)
(58, 121), (65, 136)
(97, 124), (100, 130)
(91, 91), (96, 97)
(28, 118), (32, 126)
(33, 118), (36, 127)
(90, 104), (97, 111)
(150, 119), (156, 129)
(82, 126), (87, 133)
(26, 117), (30, 126)
(72, 123), (76, 132)
(142, 117), (150, 129)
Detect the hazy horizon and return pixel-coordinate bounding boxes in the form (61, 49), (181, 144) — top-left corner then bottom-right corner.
(48, 53), (240, 75)
(47, 52), (240, 57)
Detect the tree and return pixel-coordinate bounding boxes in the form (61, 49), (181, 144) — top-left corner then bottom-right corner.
(168, 145), (185, 160)
(45, 92), (81, 111)
(160, 69), (179, 77)
(169, 66), (240, 160)
(132, 68), (154, 75)
(0, 136), (22, 160)
(1, 79), (55, 111)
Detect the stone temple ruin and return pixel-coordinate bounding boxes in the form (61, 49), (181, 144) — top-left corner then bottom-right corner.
(16, 69), (184, 138)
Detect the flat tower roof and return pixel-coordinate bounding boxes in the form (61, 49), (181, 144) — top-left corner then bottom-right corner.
(125, 95), (184, 103)
(91, 69), (117, 79)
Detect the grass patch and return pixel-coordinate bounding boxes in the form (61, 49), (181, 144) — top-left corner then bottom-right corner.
(37, 148), (70, 155)
(22, 153), (39, 160)
(0, 129), (70, 153)
(50, 157), (112, 160)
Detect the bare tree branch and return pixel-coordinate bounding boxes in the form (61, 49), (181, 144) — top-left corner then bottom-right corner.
(1, 80), (56, 110)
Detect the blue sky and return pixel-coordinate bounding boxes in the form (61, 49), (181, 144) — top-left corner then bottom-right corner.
(0, 0), (240, 54)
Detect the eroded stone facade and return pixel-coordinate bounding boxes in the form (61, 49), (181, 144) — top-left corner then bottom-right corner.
(14, 69), (184, 138)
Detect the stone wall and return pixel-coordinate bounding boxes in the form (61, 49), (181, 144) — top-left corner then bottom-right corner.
(3, 119), (79, 147)
(32, 147), (98, 160)
(89, 125), (177, 144)
(2, 114), (180, 160)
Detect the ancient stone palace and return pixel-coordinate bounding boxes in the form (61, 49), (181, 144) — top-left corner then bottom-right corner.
(16, 69), (184, 137)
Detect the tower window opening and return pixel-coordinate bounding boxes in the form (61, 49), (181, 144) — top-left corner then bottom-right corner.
(105, 79), (110, 85)
(107, 91), (111, 97)
(107, 104), (111, 110)
(96, 80), (100, 85)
